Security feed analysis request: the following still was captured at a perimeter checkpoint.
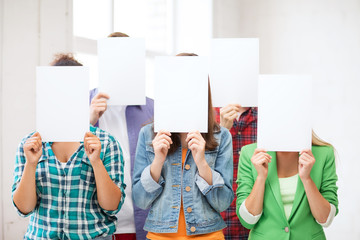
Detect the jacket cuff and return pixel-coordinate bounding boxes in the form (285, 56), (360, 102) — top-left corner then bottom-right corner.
(195, 169), (224, 195)
(140, 165), (164, 193)
(317, 203), (336, 228)
(239, 199), (262, 225)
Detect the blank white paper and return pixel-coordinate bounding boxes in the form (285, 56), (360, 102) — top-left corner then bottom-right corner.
(36, 66), (90, 142)
(98, 38), (146, 106)
(257, 75), (313, 152)
(154, 56), (209, 133)
(210, 38), (259, 107)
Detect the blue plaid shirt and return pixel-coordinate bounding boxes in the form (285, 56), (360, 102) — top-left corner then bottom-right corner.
(12, 126), (126, 240)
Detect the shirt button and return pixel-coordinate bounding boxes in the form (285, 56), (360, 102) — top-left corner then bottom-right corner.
(238, 131), (241, 135)
(185, 186), (191, 192)
(284, 227), (289, 233)
(185, 164), (190, 170)
(190, 226), (196, 232)
(186, 207), (192, 213)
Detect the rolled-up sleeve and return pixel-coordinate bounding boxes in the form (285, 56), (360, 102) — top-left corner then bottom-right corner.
(12, 134), (39, 217)
(195, 128), (234, 213)
(236, 145), (257, 230)
(102, 137), (126, 216)
(319, 147), (339, 215)
(132, 127), (164, 210)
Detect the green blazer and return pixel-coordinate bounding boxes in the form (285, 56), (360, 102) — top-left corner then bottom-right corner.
(236, 143), (338, 240)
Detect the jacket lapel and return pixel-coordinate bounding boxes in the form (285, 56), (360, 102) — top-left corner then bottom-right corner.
(288, 175), (305, 222)
(266, 151), (287, 221)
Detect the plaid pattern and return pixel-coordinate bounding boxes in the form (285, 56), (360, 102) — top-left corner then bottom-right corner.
(214, 107), (258, 240)
(12, 126), (126, 240)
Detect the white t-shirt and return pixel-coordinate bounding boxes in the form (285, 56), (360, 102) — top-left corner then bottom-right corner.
(99, 105), (136, 234)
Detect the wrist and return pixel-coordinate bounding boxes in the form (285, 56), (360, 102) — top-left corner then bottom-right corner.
(25, 161), (38, 169)
(256, 175), (267, 183)
(300, 175), (313, 185)
(196, 158), (209, 171)
(89, 157), (102, 167)
(152, 157), (165, 168)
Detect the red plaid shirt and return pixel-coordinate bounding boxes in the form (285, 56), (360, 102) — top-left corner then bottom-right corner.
(214, 107), (258, 240)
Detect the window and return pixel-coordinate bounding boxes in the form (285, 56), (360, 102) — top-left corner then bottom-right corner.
(73, 0), (212, 97)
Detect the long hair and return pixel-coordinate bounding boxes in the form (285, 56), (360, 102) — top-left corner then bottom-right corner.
(312, 130), (332, 147)
(154, 53), (220, 154)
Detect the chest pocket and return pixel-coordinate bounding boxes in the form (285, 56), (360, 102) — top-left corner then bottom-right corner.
(35, 156), (48, 194)
(80, 157), (96, 193)
(204, 148), (219, 168)
(145, 142), (155, 162)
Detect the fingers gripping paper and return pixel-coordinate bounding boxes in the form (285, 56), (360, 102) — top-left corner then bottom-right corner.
(257, 75), (312, 152)
(36, 67), (90, 142)
(154, 57), (209, 133)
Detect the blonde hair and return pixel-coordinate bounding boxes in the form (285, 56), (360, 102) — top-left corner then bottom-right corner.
(312, 130), (338, 163)
(312, 130), (332, 147)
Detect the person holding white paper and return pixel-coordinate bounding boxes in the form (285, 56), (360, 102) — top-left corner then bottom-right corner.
(132, 53), (234, 240)
(90, 32), (154, 240)
(12, 54), (126, 240)
(214, 104), (257, 240)
(236, 132), (338, 239)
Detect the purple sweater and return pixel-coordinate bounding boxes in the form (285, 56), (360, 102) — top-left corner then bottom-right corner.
(90, 89), (153, 240)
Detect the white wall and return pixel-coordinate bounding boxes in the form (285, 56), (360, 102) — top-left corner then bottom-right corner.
(0, 0), (4, 238)
(213, 0), (360, 239)
(0, 0), (73, 239)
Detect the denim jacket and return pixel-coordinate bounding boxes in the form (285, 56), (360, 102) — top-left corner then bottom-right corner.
(132, 124), (234, 235)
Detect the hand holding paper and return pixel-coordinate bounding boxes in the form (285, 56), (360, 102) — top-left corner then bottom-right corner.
(251, 148), (272, 180)
(84, 132), (102, 163)
(298, 149), (315, 181)
(23, 132), (43, 165)
(220, 104), (241, 129)
(150, 130), (172, 182)
(90, 92), (110, 125)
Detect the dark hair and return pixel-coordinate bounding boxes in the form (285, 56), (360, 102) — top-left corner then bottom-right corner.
(154, 53), (220, 154)
(108, 32), (130, 38)
(51, 53), (82, 66)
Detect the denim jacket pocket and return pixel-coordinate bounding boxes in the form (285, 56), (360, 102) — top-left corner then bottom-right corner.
(145, 142), (155, 162)
(204, 148), (219, 168)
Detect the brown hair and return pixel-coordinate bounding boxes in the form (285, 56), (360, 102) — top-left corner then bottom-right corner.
(108, 32), (129, 38)
(51, 53), (82, 66)
(155, 53), (220, 154)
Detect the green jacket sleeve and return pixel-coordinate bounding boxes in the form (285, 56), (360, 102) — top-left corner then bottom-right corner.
(320, 146), (339, 215)
(236, 144), (257, 229)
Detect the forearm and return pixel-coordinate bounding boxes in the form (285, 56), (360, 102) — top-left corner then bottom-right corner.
(197, 160), (212, 185)
(89, 114), (98, 126)
(150, 158), (164, 183)
(92, 160), (121, 211)
(13, 163), (38, 214)
(302, 177), (331, 223)
(245, 176), (266, 215)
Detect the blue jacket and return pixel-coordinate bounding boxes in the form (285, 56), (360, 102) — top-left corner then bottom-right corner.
(132, 124), (234, 235)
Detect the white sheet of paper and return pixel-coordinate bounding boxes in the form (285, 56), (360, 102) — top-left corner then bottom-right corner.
(98, 38), (146, 105)
(154, 56), (209, 133)
(210, 38), (259, 107)
(36, 67), (90, 142)
(257, 75), (313, 152)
